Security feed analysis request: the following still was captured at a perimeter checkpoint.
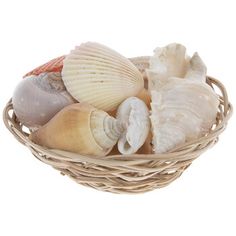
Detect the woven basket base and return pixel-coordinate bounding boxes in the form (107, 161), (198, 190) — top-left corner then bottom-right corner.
(3, 76), (232, 194)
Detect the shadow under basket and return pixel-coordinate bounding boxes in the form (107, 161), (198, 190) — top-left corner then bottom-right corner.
(3, 76), (233, 194)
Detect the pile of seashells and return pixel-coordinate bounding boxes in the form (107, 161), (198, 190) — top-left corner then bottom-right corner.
(12, 42), (219, 156)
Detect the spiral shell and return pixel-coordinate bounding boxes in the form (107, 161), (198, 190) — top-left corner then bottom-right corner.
(29, 103), (124, 156)
(116, 97), (150, 154)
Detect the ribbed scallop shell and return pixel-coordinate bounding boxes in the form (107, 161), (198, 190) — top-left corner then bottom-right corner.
(62, 42), (144, 111)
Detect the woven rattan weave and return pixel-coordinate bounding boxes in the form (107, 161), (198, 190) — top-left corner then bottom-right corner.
(3, 76), (232, 194)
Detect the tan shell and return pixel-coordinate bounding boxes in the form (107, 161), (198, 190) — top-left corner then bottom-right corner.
(29, 103), (123, 156)
(62, 42), (144, 111)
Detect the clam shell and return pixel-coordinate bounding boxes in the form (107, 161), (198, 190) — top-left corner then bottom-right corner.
(62, 42), (144, 111)
(12, 72), (75, 129)
(29, 103), (123, 156)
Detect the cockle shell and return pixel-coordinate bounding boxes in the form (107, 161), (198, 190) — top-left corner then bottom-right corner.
(147, 43), (190, 90)
(149, 53), (219, 153)
(29, 103), (124, 156)
(62, 42), (144, 111)
(24, 55), (149, 80)
(116, 97), (150, 154)
(12, 72), (75, 129)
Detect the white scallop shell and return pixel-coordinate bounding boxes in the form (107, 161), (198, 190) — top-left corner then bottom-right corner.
(12, 72), (75, 129)
(62, 42), (144, 111)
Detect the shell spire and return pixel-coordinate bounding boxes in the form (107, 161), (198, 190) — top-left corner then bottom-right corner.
(184, 52), (207, 82)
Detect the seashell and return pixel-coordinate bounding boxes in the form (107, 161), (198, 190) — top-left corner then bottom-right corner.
(29, 103), (124, 156)
(116, 97), (150, 154)
(24, 56), (65, 77)
(184, 52), (207, 82)
(12, 72), (75, 129)
(146, 43), (190, 90)
(149, 53), (219, 153)
(24, 55), (149, 79)
(62, 42), (144, 111)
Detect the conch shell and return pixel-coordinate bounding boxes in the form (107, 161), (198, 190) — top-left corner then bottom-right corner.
(12, 72), (75, 129)
(29, 103), (124, 156)
(116, 97), (150, 154)
(62, 42), (144, 111)
(149, 53), (219, 153)
(147, 43), (190, 90)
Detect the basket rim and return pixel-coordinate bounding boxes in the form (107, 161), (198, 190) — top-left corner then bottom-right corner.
(3, 76), (233, 164)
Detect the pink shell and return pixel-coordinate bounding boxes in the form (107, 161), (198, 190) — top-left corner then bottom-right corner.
(24, 55), (65, 77)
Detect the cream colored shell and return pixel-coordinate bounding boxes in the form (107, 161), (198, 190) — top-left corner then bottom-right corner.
(62, 42), (144, 111)
(116, 97), (150, 154)
(29, 103), (123, 156)
(149, 53), (219, 153)
(147, 43), (190, 90)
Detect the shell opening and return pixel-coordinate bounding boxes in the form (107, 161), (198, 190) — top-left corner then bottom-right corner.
(116, 97), (150, 154)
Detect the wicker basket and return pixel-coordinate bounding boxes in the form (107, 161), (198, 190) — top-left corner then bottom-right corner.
(3, 76), (232, 194)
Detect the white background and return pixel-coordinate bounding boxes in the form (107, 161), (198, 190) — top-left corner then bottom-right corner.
(0, 0), (235, 235)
